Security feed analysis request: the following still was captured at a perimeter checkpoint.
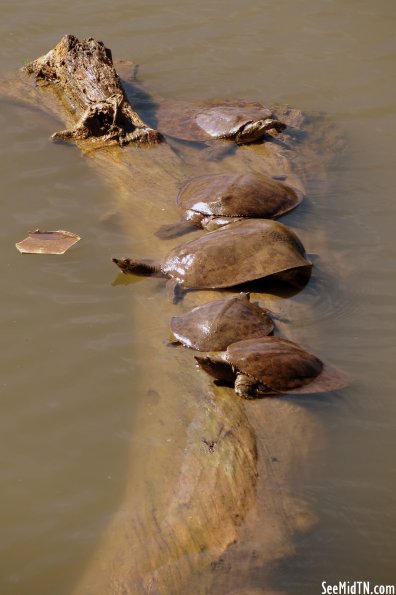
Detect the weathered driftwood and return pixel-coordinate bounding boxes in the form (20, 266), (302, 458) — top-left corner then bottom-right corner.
(24, 35), (162, 146)
(0, 36), (340, 594)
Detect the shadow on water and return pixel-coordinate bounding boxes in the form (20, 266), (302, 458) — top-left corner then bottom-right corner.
(117, 63), (161, 128)
(110, 268), (312, 305)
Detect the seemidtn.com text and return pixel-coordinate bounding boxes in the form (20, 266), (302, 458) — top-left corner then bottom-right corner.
(322, 582), (395, 595)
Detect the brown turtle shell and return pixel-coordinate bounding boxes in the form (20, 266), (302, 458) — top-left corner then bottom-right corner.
(226, 337), (349, 394)
(156, 99), (274, 142)
(162, 219), (311, 289)
(177, 172), (302, 220)
(170, 293), (273, 352)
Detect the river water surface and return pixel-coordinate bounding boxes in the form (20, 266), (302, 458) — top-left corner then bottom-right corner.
(0, 1), (395, 594)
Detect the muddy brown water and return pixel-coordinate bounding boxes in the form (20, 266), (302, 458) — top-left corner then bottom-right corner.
(0, 1), (396, 594)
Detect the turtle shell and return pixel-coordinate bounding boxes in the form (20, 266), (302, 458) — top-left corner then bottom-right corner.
(226, 337), (349, 394)
(161, 219), (311, 289)
(170, 293), (273, 352)
(195, 105), (273, 139)
(156, 99), (274, 142)
(177, 172), (302, 220)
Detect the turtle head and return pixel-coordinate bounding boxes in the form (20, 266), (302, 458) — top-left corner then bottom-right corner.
(195, 354), (236, 384)
(235, 118), (287, 144)
(112, 257), (132, 273)
(112, 257), (160, 276)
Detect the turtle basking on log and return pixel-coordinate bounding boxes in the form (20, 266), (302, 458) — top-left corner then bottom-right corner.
(178, 171), (302, 230)
(155, 98), (286, 144)
(113, 219), (312, 292)
(195, 336), (349, 399)
(170, 293), (274, 351)
(157, 171), (303, 238)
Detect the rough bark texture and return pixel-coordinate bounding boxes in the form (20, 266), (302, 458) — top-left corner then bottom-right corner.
(24, 35), (162, 146)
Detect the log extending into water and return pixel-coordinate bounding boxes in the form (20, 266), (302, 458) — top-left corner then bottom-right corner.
(24, 34), (162, 146)
(1, 35), (336, 594)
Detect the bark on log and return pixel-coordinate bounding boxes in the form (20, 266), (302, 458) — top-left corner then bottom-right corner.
(24, 35), (162, 146)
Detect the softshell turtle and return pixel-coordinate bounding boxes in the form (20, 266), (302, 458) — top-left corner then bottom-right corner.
(177, 171), (303, 231)
(170, 293), (274, 352)
(195, 336), (349, 398)
(113, 219), (312, 290)
(156, 99), (286, 144)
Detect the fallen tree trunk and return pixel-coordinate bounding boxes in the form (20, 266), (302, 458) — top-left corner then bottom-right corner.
(24, 35), (162, 146)
(0, 36), (338, 594)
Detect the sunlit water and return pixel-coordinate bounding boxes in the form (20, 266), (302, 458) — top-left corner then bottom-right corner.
(0, 1), (395, 594)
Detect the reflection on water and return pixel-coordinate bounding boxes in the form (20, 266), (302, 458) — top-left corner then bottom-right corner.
(0, 1), (396, 594)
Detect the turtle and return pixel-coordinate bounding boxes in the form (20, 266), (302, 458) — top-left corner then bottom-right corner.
(176, 171), (303, 231)
(170, 292), (274, 352)
(155, 99), (286, 144)
(113, 219), (312, 292)
(195, 336), (349, 399)
(156, 171), (303, 239)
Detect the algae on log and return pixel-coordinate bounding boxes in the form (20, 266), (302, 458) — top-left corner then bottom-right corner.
(0, 36), (332, 594)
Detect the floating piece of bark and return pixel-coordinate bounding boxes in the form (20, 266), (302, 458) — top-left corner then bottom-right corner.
(23, 35), (162, 147)
(16, 229), (80, 254)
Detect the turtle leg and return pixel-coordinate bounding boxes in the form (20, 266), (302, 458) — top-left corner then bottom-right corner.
(235, 374), (279, 399)
(184, 209), (205, 228)
(234, 373), (258, 399)
(166, 279), (187, 304)
(201, 216), (243, 231)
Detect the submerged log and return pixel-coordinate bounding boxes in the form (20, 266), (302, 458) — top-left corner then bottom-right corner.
(24, 35), (162, 146)
(0, 36), (341, 594)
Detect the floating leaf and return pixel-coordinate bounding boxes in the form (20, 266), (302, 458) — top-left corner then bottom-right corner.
(16, 229), (80, 255)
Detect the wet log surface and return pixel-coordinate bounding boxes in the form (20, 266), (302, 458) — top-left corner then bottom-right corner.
(0, 36), (343, 594)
